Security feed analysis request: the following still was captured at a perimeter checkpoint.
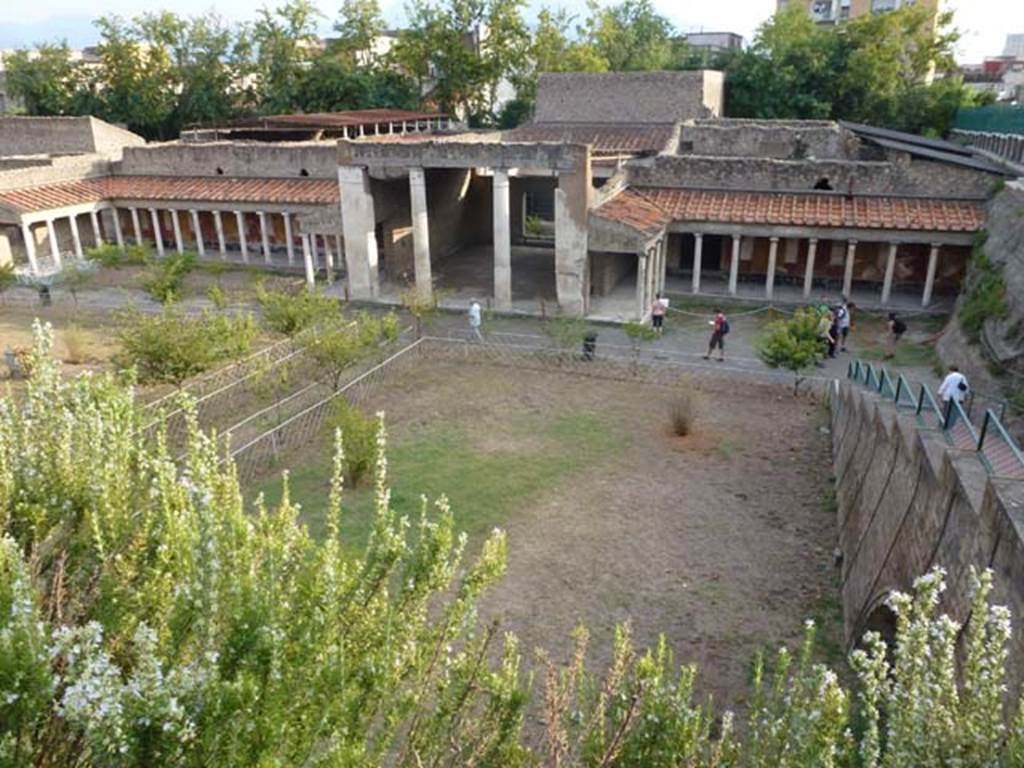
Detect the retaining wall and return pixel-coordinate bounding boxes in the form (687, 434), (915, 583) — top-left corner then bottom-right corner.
(832, 380), (1024, 689)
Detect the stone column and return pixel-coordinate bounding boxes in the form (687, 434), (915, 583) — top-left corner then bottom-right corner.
(555, 155), (591, 317)
(729, 235), (741, 295)
(282, 212), (295, 265)
(409, 167), (434, 301)
(20, 222), (39, 274)
(922, 243), (940, 308)
(68, 215), (83, 259)
(803, 238), (818, 298)
(189, 210), (205, 257)
(881, 242), (898, 305)
(843, 239), (858, 299)
(46, 218), (62, 267)
(130, 207), (142, 245)
(110, 207), (124, 248)
(89, 210), (104, 247)
(213, 211), (227, 257)
(492, 169), (512, 310)
(171, 210), (184, 254)
(323, 235), (335, 284)
(149, 209), (164, 256)
(301, 234), (315, 288)
(258, 211), (271, 264)
(234, 211), (248, 263)
(338, 166), (379, 300)
(765, 236), (779, 300)
(691, 233), (704, 294)
(636, 251), (648, 321)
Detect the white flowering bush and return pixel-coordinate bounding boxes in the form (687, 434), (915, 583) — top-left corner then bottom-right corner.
(4, 321), (1024, 767)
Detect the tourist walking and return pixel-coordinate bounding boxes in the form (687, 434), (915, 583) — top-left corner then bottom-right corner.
(818, 310), (837, 360)
(703, 308), (729, 362)
(938, 365), (969, 405)
(836, 298), (852, 352)
(468, 299), (483, 342)
(884, 312), (906, 360)
(651, 293), (668, 335)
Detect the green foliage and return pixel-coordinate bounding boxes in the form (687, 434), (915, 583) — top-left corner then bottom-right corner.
(256, 286), (339, 335)
(543, 314), (592, 352)
(207, 284), (228, 309)
(756, 308), (824, 394)
(524, 214), (546, 238)
(0, 264), (17, 304)
(114, 306), (255, 385)
(327, 402), (378, 486)
(960, 233), (1009, 342)
(141, 252), (197, 304)
(85, 243), (152, 268)
(54, 261), (97, 306)
(400, 285), (440, 339)
(306, 311), (400, 389)
(623, 321), (658, 343)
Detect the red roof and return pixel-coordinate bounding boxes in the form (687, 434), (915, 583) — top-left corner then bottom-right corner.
(0, 176), (339, 214)
(592, 188), (671, 237)
(232, 109), (444, 129)
(593, 187), (985, 235)
(503, 123), (675, 155)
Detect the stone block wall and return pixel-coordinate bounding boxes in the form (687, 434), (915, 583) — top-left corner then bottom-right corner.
(831, 380), (1024, 691)
(120, 142), (339, 179)
(0, 116), (143, 157)
(680, 120), (858, 160)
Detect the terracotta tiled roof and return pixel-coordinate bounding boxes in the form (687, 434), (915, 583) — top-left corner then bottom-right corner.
(592, 188), (672, 237)
(503, 123), (675, 155)
(595, 187), (985, 234)
(0, 175), (339, 214)
(234, 109), (444, 128)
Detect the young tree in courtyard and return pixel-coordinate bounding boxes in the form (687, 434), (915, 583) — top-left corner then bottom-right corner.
(756, 308), (824, 395)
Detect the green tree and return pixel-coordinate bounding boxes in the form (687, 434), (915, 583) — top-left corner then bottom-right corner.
(330, 0), (386, 66)
(582, 0), (674, 72)
(755, 308), (824, 395)
(297, 57), (419, 112)
(54, 261), (96, 307)
(251, 0), (323, 114)
(3, 43), (94, 116)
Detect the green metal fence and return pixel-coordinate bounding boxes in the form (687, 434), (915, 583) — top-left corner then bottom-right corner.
(953, 106), (1024, 136)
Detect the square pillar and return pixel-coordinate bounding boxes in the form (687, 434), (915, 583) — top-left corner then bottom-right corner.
(20, 222), (39, 274)
(283, 212), (295, 265)
(409, 167), (434, 301)
(171, 209), (184, 254)
(234, 211), (248, 263)
(554, 155), (591, 317)
(803, 238), (818, 298)
(213, 211), (227, 257)
(636, 251), (648, 321)
(765, 236), (780, 300)
(881, 242), (898, 305)
(258, 211), (271, 264)
(922, 243), (940, 308)
(729, 235), (741, 295)
(68, 215), (83, 259)
(843, 239), (858, 299)
(89, 209), (104, 247)
(691, 233), (703, 294)
(189, 210), (205, 257)
(492, 168), (512, 311)
(45, 218), (62, 267)
(301, 233), (315, 288)
(149, 208), (164, 256)
(110, 207), (124, 248)
(130, 207), (142, 245)
(338, 166), (379, 300)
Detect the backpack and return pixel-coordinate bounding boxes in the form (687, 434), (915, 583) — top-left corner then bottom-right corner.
(721, 319), (731, 336)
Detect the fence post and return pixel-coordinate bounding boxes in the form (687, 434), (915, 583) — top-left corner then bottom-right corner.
(978, 411), (990, 454)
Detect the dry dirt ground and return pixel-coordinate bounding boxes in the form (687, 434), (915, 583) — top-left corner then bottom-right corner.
(255, 358), (840, 710)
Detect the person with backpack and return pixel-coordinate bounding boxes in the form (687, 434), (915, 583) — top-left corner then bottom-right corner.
(836, 298), (852, 353)
(885, 312), (906, 360)
(704, 309), (729, 362)
(938, 366), (969, 412)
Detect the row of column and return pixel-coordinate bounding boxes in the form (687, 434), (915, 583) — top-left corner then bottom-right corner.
(636, 237), (668, 320)
(20, 206), (124, 274)
(346, 117), (451, 140)
(686, 233), (943, 308)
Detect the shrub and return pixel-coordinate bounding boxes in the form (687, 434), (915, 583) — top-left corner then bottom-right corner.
(399, 285), (439, 339)
(54, 260), (97, 306)
(756, 308), (825, 395)
(207, 284), (228, 310)
(960, 234), (1009, 342)
(142, 252), (196, 304)
(114, 306), (255, 385)
(0, 263), (16, 304)
(327, 401), (378, 486)
(85, 243), (151, 268)
(257, 286), (338, 335)
(544, 315), (592, 358)
(669, 391), (699, 436)
(61, 325), (89, 364)
(307, 312), (400, 389)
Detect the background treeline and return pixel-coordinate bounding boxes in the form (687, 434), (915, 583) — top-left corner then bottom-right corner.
(5, 0), (993, 139)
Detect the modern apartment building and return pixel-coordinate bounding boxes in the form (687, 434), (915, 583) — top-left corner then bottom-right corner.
(777, 0), (941, 27)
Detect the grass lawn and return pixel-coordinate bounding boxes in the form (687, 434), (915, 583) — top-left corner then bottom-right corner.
(255, 401), (628, 554)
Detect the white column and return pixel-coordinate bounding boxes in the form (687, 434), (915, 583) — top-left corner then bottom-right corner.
(149, 209), (164, 256)
(234, 211), (248, 263)
(282, 212), (295, 265)
(636, 251), (648, 321)
(301, 234), (315, 288)
(110, 207), (124, 248)
(20, 222), (39, 274)
(171, 210), (184, 254)
(691, 233), (704, 294)
(922, 243), (940, 308)
(130, 207), (142, 245)
(189, 210), (205, 257)
(68, 215), (83, 259)
(765, 236), (779, 300)
(213, 211), (227, 258)
(258, 211), (271, 264)
(729, 235), (741, 296)
(803, 238), (818, 298)
(409, 167), (434, 300)
(46, 218), (62, 267)
(881, 242), (898, 305)
(493, 169), (512, 311)
(323, 235), (335, 283)
(89, 210), (104, 247)
(843, 239), (857, 299)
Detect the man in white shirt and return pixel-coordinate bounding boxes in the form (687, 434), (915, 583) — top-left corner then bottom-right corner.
(468, 299), (483, 341)
(938, 365), (969, 404)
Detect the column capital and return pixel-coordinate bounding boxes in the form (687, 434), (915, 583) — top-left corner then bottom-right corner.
(847, 239), (859, 247)
(693, 232), (703, 240)
(808, 237), (819, 245)
(769, 236), (780, 244)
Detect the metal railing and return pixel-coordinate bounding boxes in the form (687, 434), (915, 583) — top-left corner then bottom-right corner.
(847, 359), (1024, 479)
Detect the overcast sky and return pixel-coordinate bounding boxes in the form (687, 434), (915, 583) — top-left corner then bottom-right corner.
(0, 0), (1020, 63)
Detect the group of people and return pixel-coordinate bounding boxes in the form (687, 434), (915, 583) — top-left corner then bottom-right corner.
(650, 294), (731, 362)
(816, 298), (853, 359)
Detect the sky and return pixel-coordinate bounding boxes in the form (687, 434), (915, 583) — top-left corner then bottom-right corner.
(0, 0), (1020, 63)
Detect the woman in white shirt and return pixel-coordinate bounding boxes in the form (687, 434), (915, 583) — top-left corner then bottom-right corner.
(938, 365), (969, 404)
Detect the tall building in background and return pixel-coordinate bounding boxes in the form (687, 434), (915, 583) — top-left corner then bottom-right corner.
(776, 0), (941, 27)
(1005, 34), (1024, 60)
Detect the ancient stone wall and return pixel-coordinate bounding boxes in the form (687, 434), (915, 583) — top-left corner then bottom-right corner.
(0, 116), (143, 157)
(0, 154), (112, 193)
(120, 142), (338, 179)
(680, 120), (858, 160)
(831, 380), (1024, 691)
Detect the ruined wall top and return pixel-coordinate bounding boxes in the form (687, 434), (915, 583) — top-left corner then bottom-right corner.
(0, 116), (144, 159)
